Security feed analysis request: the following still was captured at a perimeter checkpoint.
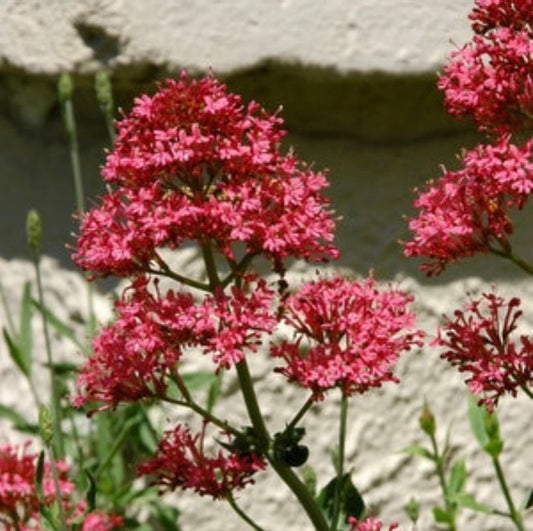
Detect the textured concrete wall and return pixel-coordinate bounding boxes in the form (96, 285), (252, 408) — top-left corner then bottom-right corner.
(1, 0), (471, 74)
(1, 2), (532, 531)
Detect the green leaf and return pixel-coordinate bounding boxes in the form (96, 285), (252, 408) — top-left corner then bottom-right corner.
(317, 473), (365, 529)
(521, 489), (533, 511)
(41, 361), (78, 376)
(405, 497), (419, 523)
(3, 327), (30, 378)
(207, 371), (224, 414)
(137, 417), (158, 454)
(0, 404), (38, 434)
(483, 439), (504, 458)
(19, 282), (33, 375)
(301, 465), (317, 497)
(0, 281), (16, 333)
(85, 470), (96, 512)
(467, 394), (489, 449)
(33, 299), (86, 353)
(433, 506), (454, 525)
(448, 459), (467, 495)
(401, 444), (434, 460)
(182, 370), (218, 392)
(448, 493), (494, 514)
(147, 500), (181, 531)
(35, 450), (46, 504)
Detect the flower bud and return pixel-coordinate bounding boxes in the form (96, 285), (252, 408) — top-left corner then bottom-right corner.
(95, 71), (113, 111)
(39, 405), (54, 445)
(419, 401), (436, 437)
(405, 497), (420, 523)
(57, 73), (74, 104)
(26, 209), (42, 255)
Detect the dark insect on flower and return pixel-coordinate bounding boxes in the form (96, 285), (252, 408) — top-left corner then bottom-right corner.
(279, 444), (309, 467)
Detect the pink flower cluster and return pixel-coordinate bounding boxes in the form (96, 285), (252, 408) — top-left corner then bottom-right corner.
(348, 516), (399, 531)
(438, 0), (533, 134)
(0, 441), (121, 530)
(73, 72), (338, 279)
(75, 275), (276, 410)
(271, 276), (423, 399)
(137, 425), (266, 499)
(404, 135), (533, 276)
(73, 71), (423, 504)
(434, 290), (533, 411)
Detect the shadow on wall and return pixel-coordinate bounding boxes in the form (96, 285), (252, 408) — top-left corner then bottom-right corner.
(1, 61), (530, 283)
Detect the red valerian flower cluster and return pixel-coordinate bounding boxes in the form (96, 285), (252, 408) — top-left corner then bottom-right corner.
(404, 135), (533, 276)
(73, 71), (338, 280)
(73, 71), (423, 505)
(434, 290), (533, 411)
(74, 275), (276, 411)
(438, 0), (533, 134)
(270, 276), (424, 399)
(137, 425), (266, 499)
(0, 441), (121, 530)
(347, 516), (399, 531)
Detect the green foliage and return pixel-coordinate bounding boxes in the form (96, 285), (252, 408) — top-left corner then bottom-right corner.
(317, 473), (365, 530)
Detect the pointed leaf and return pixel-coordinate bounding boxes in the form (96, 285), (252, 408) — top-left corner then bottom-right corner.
(448, 459), (467, 495)
(317, 473), (365, 528)
(433, 506), (453, 524)
(182, 370), (218, 392)
(0, 404), (38, 434)
(467, 394), (489, 449)
(41, 361), (78, 376)
(85, 470), (96, 512)
(521, 489), (533, 511)
(2, 327), (30, 378)
(19, 282), (33, 375)
(35, 450), (46, 504)
(401, 444), (434, 460)
(207, 371), (224, 414)
(0, 281), (16, 333)
(448, 493), (494, 514)
(33, 299), (86, 353)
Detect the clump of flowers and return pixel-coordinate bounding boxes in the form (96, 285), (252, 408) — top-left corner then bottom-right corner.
(138, 425), (267, 499)
(438, 0), (533, 134)
(434, 290), (533, 411)
(271, 275), (423, 399)
(404, 135), (533, 276)
(0, 441), (121, 531)
(72, 70), (422, 527)
(348, 516), (399, 531)
(73, 71), (338, 280)
(404, 0), (533, 276)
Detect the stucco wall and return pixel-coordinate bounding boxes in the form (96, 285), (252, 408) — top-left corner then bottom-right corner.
(1, 1), (532, 530)
(1, 0), (471, 75)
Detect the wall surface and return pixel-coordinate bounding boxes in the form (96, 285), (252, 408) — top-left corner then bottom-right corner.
(1, 0), (471, 74)
(1, 1), (532, 531)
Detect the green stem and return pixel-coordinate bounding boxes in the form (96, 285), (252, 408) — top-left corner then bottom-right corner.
(520, 385), (533, 400)
(45, 444), (68, 530)
(286, 395), (315, 430)
(331, 393), (348, 531)
(236, 359), (329, 531)
(429, 432), (456, 531)
(226, 493), (267, 531)
(162, 396), (241, 438)
(220, 253), (256, 288)
(492, 456), (525, 531)
(147, 261), (211, 292)
(61, 97), (85, 214)
(59, 75), (96, 341)
(489, 246), (533, 276)
(32, 254), (65, 458)
(202, 241), (221, 288)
